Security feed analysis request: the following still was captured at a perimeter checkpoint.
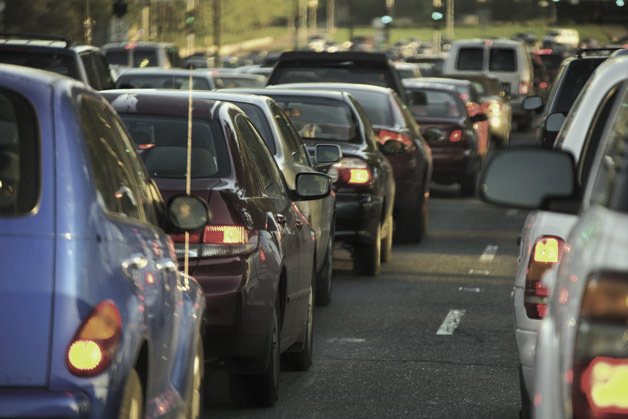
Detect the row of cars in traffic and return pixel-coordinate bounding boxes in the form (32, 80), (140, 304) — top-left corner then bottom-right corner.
(0, 31), (523, 416)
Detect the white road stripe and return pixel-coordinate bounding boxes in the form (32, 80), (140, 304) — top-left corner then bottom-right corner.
(458, 287), (481, 293)
(326, 338), (366, 343)
(506, 209), (519, 216)
(436, 310), (466, 335)
(468, 269), (490, 275)
(479, 245), (499, 262)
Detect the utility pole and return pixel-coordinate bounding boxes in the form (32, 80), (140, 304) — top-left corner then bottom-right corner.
(432, 0), (442, 53)
(348, 0), (354, 41)
(84, 0), (93, 45)
(446, 0), (454, 41)
(326, 0), (335, 35)
(308, 0), (318, 35)
(186, 0), (195, 57)
(141, 0), (150, 41)
(213, 0), (221, 65)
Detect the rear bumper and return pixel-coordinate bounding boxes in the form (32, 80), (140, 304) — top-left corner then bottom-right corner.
(513, 286), (540, 395)
(430, 147), (474, 184)
(0, 390), (91, 418)
(333, 192), (382, 245)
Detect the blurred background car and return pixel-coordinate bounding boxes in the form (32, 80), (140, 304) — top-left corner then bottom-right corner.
(105, 89), (329, 407)
(393, 60), (424, 79)
(115, 67), (217, 89)
(404, 81), (486, 197)
(212, 72), (266, 88)
(542, 28), (580, 49)
(0, 65), (206, 418)
(103, 41), (182, 69)
(271, 82), (432, 243)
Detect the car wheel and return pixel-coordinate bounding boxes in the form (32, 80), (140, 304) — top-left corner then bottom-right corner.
(315, 229), (334, 306)
(395, 195), (427, 243)
(230, 304), (280, 407)
(460, 159), (479, 197)
(118, 368), (143, 419)
(519, 365), (531, 419)
(283, 282), (314, 371)
(353, 223), (381, 276)
(380, 214), (393, 263)
(186, 338), (204, 419)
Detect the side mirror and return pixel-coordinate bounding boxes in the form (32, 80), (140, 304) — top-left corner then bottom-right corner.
(378, 139), (407, 155)
(167, 195), (209, 231)
(523, 95), (544, 111)
(479, 148), (577, 211)
(295, 172), (332, 201)
(314, 144), (342, 167)
(545, 112), (566, 133)
(422, 127), (445, 142)
(470, 112), (488, 123)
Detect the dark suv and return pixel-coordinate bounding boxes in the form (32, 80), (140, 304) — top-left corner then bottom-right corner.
(0, 33), (115, 90)
(267, 51), (408, 102)
(523, 48), (617, 147)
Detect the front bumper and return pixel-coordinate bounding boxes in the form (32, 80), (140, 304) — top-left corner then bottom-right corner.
(334, 192), (383, 246)
(0, 390), (91, 418)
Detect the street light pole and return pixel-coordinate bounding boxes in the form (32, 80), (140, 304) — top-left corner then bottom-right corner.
(433, 0), (442, 53)
(84, 0), (93, 45)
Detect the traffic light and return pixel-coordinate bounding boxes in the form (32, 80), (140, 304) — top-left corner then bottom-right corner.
(185, 9), (196, 34)
(431, 6), (444, 29)
(112, 1), (127, 18)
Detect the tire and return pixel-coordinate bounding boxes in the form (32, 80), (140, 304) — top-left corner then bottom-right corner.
(230, 305), (280, 407)
(395, 195), (428, 243)
(118, 368), (143, 419)
(282, 283), (314, 371)
(519, 365), (531, 419)
(185, 338), (204, 419)
(380, 214), (393, 263)
(460, 159), (479, 197)
(353, 223), (381, 276)
(315, 230), (334, 306)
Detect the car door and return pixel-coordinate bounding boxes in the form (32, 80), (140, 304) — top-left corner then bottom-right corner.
(235, 114), (312, 337)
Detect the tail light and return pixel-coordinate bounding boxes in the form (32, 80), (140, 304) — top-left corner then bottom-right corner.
(449, 129), (463, 142)
(137, 143), (155, 151)
(524, 236), (564, 319)
(572, 272), (628, 418)
(171, 225), (258, 258)
(519, 81), (530, 96)
(539, 81), (549, 90)
(327, 157), (373, 186)
(376, 128), (413, 149)
(67, 301), (122, 377)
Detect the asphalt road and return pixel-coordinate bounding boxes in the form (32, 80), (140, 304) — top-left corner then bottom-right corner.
(204, 130), (537, 419)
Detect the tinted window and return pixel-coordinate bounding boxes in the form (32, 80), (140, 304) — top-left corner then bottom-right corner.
(270, 102), (310, 166)
(0, 89), (39, 216)
(105, 47), (162, 68)
(407, 89), (464, 118)
(120, 115), (229, 179)
(231, 102), (276, 154)
(0, 50), (80, 80)
(456, 48), (483, 71)
(555, 59), (604, 114)
(271, 96), (359, 143)
(116, 74), (211, 90)
(272, 66), (392, 88)
(215, 76), (265, 88)
(344, 90), (395, 127)
(489, 48), (517, 72)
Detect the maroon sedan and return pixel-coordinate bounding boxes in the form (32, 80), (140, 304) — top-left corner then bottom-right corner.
(404, 81), (487, 196)
(103, 90), (331, 406)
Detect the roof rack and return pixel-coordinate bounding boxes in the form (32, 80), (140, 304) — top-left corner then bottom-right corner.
(576, 48), (619, 58)
(0, 33), (73, 47)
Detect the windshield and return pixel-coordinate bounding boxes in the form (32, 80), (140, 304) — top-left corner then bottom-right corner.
(116, 74), (211, 90)
(0, 50), (80, 80)
(272, 66), (392, 87)
(407, 89), (465, 118)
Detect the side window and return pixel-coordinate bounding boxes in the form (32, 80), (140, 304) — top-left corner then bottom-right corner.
(78, 95), (145, 221)
(590, 85), (628, 211)
(235, 116), (285, 197)
(0, 89), (39, 216)
(95, 53), (115, 90)
(271, 102), (310, 166)
(348, 96), (377, 150)
(456, 48), (484, 71)
(80, 53), (99, 89)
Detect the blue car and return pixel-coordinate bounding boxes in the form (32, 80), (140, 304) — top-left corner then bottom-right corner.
(0, 64), (208, 418)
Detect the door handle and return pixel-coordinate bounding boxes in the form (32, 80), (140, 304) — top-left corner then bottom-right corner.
(121, 254), (148, 278)
(275, 213), (287, 225)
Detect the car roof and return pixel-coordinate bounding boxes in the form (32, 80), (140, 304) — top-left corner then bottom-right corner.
(271, 82), (394, 95)
(402, 80), (460, 93)
(408, 77), (472, 87)
(186, 90), (272, 107)
(102, 41), (177, 49)
(117, 68), (211, 77)
(275, 50), (390, 63)
(450, 38), (523, 48)
(0, 62), (77, 87)
(218, 87), (351, 102)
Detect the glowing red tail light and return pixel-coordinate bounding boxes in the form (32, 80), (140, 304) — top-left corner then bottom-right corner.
(539, 81), (549, 90)
(376, 129), (413, 148)
(449, 129), (463, 142)
(524, 236), (564, 319)
(67, 301), (122, 377)
(171, 225), (257, 258)
(572, 273), (628, 418)
(519, 81), (530, 96)
(137, 143), (155, 150)
(328, 157), (373, 186)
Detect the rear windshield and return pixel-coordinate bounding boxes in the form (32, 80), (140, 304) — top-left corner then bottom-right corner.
(272, 64), (393, 88)
(489, 48), (517, 72)
(215, 76), (265, 88)
(407, 89), (465, 118)
(0, 50), (80, 80)
(120, 115), (229, 179)
(116, 74), (211, 90)
(344, 90), (395, 127)
(0, 88), (39, 216)
(270, 96), (360, 143)
(456, 48), (483, 71)
(555, 59), (604, 114)
(105, 48), (163, 68)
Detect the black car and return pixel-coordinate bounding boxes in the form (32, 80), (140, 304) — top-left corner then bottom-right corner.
(222, 88), (395, 276)
(267, 51), (408, 102)
(271, 82), (432, 243)
(0, 33), (115, 90)
(523, 49), (617, 147)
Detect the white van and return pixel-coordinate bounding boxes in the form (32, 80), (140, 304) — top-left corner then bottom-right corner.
(442, 39), (534, 130)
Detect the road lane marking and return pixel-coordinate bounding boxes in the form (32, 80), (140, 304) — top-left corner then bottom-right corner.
(436, 309), (466, 335)
(468, 269), (490, 275)
(458, 287), (481, 293)
(506, 209), (519, 216)
(326, 338), (366, 343)
(479, 245), (499, 262)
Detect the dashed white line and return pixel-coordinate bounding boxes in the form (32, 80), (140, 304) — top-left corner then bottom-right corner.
(468, 269), (490, 275)
(326, 337), (366, 343)
(436, 309), (466, 335)
(458, 287), (481, 293)
(506, 209), (519, 216)
(479, 245), (499, 262)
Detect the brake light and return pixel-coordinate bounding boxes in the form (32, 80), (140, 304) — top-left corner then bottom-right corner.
(535, 48), (553, 55)
(572, 272), (628, 418)
(524, 236), (564, 319)
(449, 129), (463, 142)
(171, 225), (258, 258)
(539, 81), (549, 90)
(137, 143), (155, 150)
(67, 301), (122, 377)
(376, 129), (414, 149)
(328, 158), (373, 186)
(519, 81), (530, 96)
